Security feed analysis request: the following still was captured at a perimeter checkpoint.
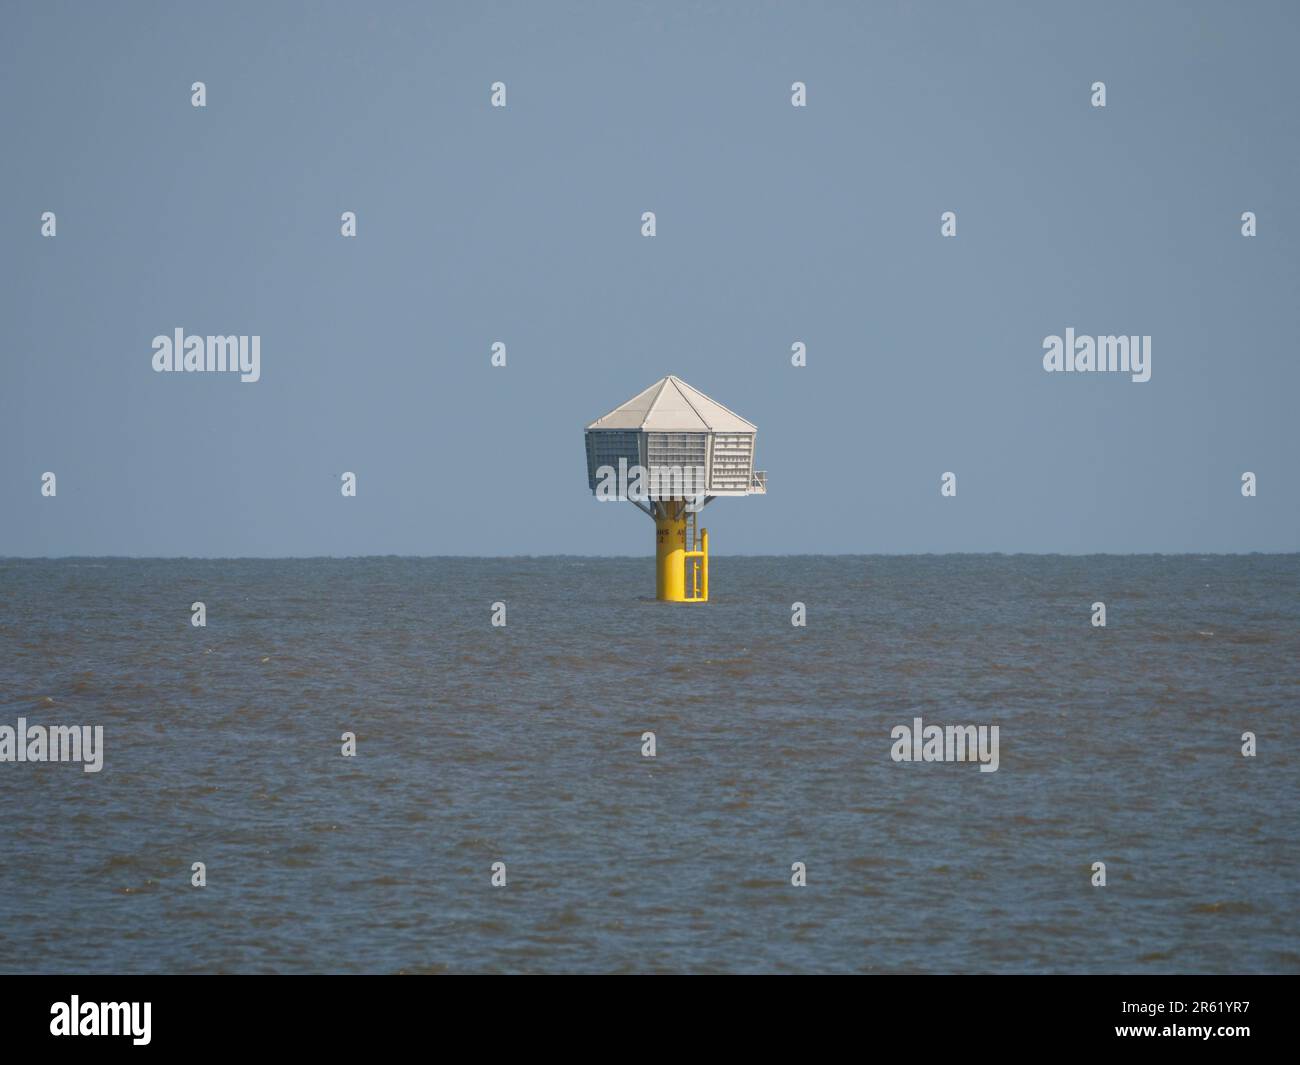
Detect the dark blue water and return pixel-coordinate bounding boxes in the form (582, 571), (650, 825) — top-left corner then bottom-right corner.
(0, 555), (1296, 973)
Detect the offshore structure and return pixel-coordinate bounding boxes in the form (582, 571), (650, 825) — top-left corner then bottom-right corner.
(584, 376), (766, 602)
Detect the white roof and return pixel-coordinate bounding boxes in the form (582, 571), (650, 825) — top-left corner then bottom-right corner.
(586, 375), (757, 432)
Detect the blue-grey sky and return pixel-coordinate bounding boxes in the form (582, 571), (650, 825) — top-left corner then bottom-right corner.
(2, 0), (1296, 556)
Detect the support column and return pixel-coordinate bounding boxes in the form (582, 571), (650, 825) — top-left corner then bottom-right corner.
(654, 500), (687, 601)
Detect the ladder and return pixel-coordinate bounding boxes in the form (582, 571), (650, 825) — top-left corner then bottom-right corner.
(683, 505), (709, 602)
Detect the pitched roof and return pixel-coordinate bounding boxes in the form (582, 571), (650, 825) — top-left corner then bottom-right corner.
(586, 376), (757, 432)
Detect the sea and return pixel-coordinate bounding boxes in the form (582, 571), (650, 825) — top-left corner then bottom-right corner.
(0, 555), (1297, 974)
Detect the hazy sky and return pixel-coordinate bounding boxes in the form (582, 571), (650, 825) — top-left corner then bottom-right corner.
(2, 0), (1296, 556)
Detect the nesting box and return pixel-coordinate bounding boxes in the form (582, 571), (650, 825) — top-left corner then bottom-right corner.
(584, 375), (766, 498)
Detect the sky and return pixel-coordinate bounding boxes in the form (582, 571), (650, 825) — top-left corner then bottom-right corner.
(1, 0), (1297, 556)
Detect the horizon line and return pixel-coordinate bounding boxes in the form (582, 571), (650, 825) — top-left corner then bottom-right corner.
(3, 551), (1298, 562)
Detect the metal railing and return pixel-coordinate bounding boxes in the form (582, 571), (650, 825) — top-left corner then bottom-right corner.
(683, 526), (708, 602)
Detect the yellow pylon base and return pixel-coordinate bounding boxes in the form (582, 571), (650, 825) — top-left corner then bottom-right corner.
(655, 500), (707, 602)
